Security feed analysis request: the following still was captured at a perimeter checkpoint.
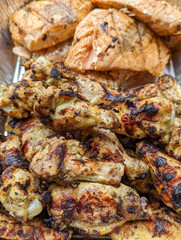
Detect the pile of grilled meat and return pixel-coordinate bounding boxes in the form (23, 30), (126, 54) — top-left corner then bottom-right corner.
(0, 0), (181, 239)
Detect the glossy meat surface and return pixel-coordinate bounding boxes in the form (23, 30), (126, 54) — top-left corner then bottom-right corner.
(92, 0), (181, 36)
(9, 0), (93, 51)
(31, 39), (73, 62)
(65, 9), (170, 76)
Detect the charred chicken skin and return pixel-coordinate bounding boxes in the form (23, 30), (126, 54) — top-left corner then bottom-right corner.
(23, 58), (139, 103)
(137, 141), (181, 214)
(4, 1), (181, 239)
(48, 182), (148, 236)
(80, 127), (149, 180)
(0, 209), (72, 240)
(113, 97), (174, 139)
(0, 79), (175, 139)
(0, 166), (43, 221)
(165, 117), (181, 162)
(0, 132), (43, 222)
(0, 79), (118, 130)
(5, 117), (125, 185)
(23, 58), (181, 114)
(131, 75), (181, 115)
(111, 208), (181, 240)
(0, 133), (27, 171)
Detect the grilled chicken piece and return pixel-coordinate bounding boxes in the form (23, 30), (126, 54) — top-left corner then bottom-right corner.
(24, 59), (181, 113)
(113, 97), (175, 139)
(121, 148), (161, 207)
(111, 208), (181, 240)
(0, 210), (72, 240)
(0, 166), (43, 221)
(50, 62), (135, 105)
(132, 75), (181, 115)
(165, 117), (181, 161)
(81, 127), (149, 180)
(24, 55), (137, 90)
(0, 133), (43, 221)
(5, 118), (148, 181)
(26, 52), (137, 90)
(92, 0), (181, 37)
(48, 182), (148, 236)
(23, 57), (54, 82)
(137, 141), (181, 213)
(23, 57), (137, 98)
(0, 79), (118, 130)
(5, 117), (124, 185)
(51, 62), (137, 91)
(123, 172), (158, 196)
(0, 80), (175, 139)
(65, 9), (170, 76)
(9, 0), (93, 51)
(0, 133), (27, 171)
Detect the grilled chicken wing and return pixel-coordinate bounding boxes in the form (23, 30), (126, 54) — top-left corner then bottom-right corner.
(0, 79), (175, 139)
(0, 166), (43, 221)
(0, 79), (118, 130)
(123, 172), (159, 196)
(24, 59), (181, 113)
(111, 208), (181, 240)
(6, 117), (148, 181)
(92, 0), (181, 37)
(132, 75), (181, 115)
(0, 133), (27, 171)
(23, 57), (137, 100)
(45, 63), (133, 106)
(9, 0), (93, 51)
(0, 210), (72, 240)
(48, 182), (148, 236)
(137, 141), (181, 213)
(81, 127), (149, 180)
(166, 117), (181, 161)
(0, 133), (43, 221)
(24, 55), (137, 90)
(52, 62), (138, 91)
(5, 117), (124, 185)
(65, 9), (170, 76)
(113, 97), (175, 139)
(23, 60), (181, 126)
